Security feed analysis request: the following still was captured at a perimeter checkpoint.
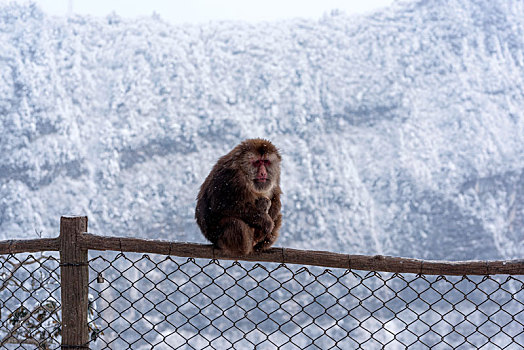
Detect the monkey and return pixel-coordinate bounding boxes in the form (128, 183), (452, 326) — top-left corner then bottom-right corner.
(195, 139), (282, 256)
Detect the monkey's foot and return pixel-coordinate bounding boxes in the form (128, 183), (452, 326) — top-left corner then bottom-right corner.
(253, 234), (277, 252)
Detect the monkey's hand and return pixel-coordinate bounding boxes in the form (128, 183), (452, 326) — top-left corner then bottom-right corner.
(242, 198), (273, 235)
(261, 215), (275, 236)
(255, 213), (274, 238)
(254, 213), (281, 252)
(255, 197), (271, 213)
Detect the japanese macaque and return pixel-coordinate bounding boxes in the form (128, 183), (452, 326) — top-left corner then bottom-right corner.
(195, 139), (282, 256)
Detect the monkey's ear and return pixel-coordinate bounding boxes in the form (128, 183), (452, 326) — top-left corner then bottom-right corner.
(229, 149), (246, 169)
(234, 149), (243, 157)
(232, 149), (244, 161)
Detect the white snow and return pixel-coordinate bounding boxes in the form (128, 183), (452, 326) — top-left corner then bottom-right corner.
(0, 0), (523, 260)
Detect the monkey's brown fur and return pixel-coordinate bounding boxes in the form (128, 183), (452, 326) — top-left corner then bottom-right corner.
(195, 139), (282, 256)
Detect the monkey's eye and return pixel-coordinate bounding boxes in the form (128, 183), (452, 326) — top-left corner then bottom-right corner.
(252, 160), (271, 167)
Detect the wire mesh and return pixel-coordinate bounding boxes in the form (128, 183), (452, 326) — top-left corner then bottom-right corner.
(0, 253), (61, 349)
(87, 253), (524, 350)
(1, 252), (523, 349)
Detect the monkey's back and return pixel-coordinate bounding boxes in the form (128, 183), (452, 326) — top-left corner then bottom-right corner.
(195, 165), (249, 243)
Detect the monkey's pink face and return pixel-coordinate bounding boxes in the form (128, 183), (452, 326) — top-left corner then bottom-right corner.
(253, 159), (270, 183)
(247, 152), (280, 192)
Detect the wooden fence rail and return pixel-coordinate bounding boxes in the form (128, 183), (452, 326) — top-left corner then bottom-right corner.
(0, 215), (523, 349)
(1, 219), (523, 276)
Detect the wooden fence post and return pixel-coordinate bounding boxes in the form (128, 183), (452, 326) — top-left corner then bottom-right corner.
(60, 216), (89, 349)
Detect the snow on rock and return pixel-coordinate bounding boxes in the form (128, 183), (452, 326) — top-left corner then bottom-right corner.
(0, 0), (523, 260)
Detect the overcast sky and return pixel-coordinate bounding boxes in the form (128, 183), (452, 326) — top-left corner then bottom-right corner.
(25, 0), (396, 24)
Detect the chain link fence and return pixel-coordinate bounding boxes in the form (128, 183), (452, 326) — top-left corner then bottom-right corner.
(1, 254), (61, 348)
(1, 253), (100, 349)
(2, 251), (523, 349)
(87, 253), (524, 349)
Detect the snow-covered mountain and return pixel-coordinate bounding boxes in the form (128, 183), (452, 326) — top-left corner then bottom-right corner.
(0, 0), (523, 260)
